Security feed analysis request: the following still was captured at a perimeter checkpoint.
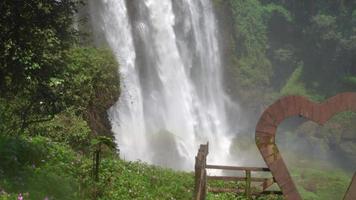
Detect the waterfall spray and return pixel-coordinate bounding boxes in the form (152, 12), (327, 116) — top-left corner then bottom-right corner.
(89, 0), (240, 170)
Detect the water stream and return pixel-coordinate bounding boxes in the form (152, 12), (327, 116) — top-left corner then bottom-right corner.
(89, 0), (240, 170)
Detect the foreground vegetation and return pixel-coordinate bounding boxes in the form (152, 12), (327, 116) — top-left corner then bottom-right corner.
(0, 135), (283, 200)
(0, 135), (195, 199)
(0, 134), (351, 199)
(292, 167), (351, 200)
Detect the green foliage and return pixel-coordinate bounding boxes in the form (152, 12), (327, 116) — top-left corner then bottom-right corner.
(0, 136), (201, 200)
(309, 14), (339, 41)
(0, 46), (119, 135)
(0, 135), (191, 200)
(224, 0), (277, 115)
(93, 159), (193, 200)
(0, 0), (79, 134)
(230, 0), (267, 56)
(0, 194), (17, 200)
(31, 108), (92, 151)
(0, 0), (120, 136)
(0, 136), (82, 200)
(0, 0), (80, 92)
(0, 0), (83, 133)
(280, 65), (310, 98)
(0, 2), (124, 199)
(0, 98), (22, 135)
(91, 136), (116, 150)
(225, 0), (356, 118)
(49, 47), (120, 136)
(263, 3), (292, 22)
(291, 167), (351, 200)
(57, 47), (120, 112)
(342, 75), (356, 88)
(329, 111), (356, 124)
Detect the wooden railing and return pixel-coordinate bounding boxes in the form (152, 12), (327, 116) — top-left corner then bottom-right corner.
(194, 143), (282, 200)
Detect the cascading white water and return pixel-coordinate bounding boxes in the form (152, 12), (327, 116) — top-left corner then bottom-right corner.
(89, 0), (240, 170)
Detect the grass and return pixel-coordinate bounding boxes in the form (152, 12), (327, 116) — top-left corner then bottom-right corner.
(0, 135), (194, 200)
(0, 135), (353, 199)
(291, 167), (351, 200)
(0, 136), (82, 200)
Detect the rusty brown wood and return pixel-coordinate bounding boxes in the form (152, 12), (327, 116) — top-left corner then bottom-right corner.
(206, 165), (270, 172)
(258, 191), (283, 195)
(255, 92), (356, 200)
(208, 187), (241, 193)
(208, 175), (244, 181)
(195, 143), (282, 199)
(194, 143), (209, 200)
(207, 175), (270, 182)
(208, 187), (283, 196)
(344, 172), (356, 200)
(195, 168), (206, 200)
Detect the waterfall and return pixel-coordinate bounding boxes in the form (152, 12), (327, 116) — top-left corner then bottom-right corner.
(89, 0), (240, 170)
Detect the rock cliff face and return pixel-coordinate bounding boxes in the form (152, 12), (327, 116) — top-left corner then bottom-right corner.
(75, 1), (120, 138)
(85, 93), (119, 137)
(294, 117), (356, 170)
(271, 115), (356, 171)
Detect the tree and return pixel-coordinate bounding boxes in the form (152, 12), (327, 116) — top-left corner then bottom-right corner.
(90, 136), (116, 182)
(0, 0), (82, 134)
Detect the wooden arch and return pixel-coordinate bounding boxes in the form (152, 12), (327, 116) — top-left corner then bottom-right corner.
(255, 92), (356, 200)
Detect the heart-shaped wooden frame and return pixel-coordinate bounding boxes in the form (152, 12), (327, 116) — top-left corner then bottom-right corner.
(255, 92), (356, 200)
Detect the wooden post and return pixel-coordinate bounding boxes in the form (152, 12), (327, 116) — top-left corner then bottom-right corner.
(245, 170), (251, 199)
(194, 143), (209, 200)
(202, 168), (207, 200)
(195, 156), (201, 199)
(203, 143), (208, 199)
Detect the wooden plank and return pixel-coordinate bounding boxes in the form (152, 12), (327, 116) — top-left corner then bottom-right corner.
(207, 176), (245, 181)
(209, 188), (283, 196)
(210, 189), (283, 195)
(258, 191), (283, 195)
(207, 176), (271, 182)
(208, 187), (240, 193)
(206, 165), (270, 172)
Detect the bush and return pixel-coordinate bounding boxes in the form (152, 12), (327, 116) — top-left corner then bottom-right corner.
(0, 136), (84, 200)
(31, 107), (91, 152)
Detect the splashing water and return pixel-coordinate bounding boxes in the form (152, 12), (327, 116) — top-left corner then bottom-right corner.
(89, 0), (240, 170)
